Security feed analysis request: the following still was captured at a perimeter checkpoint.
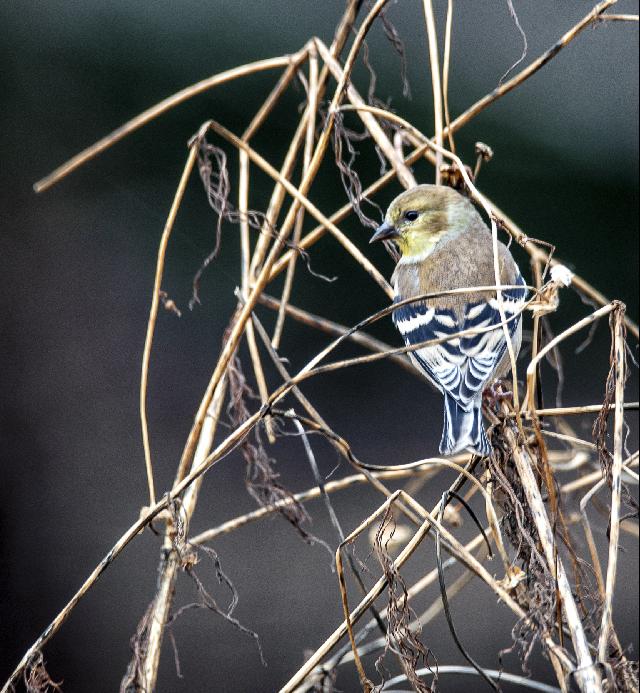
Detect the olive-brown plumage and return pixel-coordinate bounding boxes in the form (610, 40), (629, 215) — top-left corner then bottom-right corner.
(370, 184), (526, 455)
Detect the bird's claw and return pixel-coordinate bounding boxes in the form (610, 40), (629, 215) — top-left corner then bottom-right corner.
(483, 380), (513, 412)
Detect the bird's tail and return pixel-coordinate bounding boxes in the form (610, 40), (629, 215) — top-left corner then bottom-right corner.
(439, 395), (491, 457)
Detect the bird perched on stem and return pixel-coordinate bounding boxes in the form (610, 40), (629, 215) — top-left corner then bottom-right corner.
(370, 184), (526, 456)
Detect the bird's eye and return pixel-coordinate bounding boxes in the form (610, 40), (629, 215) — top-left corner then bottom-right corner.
(404, 210), (419, 222)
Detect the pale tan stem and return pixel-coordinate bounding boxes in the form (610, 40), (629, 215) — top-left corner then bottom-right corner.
(580, 478), (608, 600)
(189, 466), (440, 545)
(529, 258), (544, 409)
(598, 308), (626, 662)
(445, 0), (618, 137)
(268, 141), (431, 280)
(239, 147), (276, 443)
(421, 0), (444, 183)
(272, 47), (318, 349)
(281, 489), (571, 692)
(561, 455), (638, 495)
(598, 13), (638, 20)
(524, 303), (617, 412)
(140, 146), (198, 506)
(257, 292), (414, 374)
(508, 437), (603, 692)
(314, 38), (416, 189)
(530, 402), (639, 417)
(248, 112), (309, 282)
(442, 0), (456, 154)
(140, 377), (227, 691)
(33, 53), (305, 193)
(208, 120), (392, 296)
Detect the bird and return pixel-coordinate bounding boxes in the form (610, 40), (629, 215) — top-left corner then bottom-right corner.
(370, 184), (527, 456)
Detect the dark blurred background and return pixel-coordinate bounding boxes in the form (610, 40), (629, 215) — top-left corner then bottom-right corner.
(1, 2), (638, 691)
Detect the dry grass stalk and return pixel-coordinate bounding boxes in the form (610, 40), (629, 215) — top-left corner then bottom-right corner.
(597, 308), (626, 662)
(421, 0), (444, 184)
(139, 145), (198, 507)
(8, 1), (639, 692)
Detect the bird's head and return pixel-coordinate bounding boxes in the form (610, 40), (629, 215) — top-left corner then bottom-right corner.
(370, 184), (477, 260)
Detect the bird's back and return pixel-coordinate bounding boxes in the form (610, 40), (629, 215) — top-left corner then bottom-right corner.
(393, 221), (520, 315)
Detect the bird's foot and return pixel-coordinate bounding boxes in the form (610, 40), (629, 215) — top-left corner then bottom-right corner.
(483, 380), (513, 413)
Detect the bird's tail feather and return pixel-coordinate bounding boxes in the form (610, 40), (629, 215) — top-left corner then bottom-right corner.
(439, 395), (490, 456)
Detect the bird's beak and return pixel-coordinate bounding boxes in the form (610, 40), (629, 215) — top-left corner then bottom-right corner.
(369, 221), (400, 244)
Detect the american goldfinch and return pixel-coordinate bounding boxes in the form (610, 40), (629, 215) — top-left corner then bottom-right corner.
(370, 184), (526, 456)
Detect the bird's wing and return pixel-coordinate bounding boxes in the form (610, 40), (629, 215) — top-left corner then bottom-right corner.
(393, 272), (527, 410)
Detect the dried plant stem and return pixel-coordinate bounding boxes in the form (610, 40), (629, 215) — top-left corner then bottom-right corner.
(561, 455), (638, 495)
(507, 434), (603, 692)
(442, 0), (456, 154)
(528, 402), (638, 418)
(597, 307), (626, 663)
(580, 478), (608, 602)
(189, 466), (441, 546)
(139, 377), (228, 691)
(239, 155), (275, 442)
(272, 46), (318, 349)
(315, 38), (417, 189)
(598, 13), (638, 21)
(268, 140), (431, 280)
(524, 303), (617, 412)
(282, 489), (571, 692)
(33, 53), (305, 193)
(248, 111), (309, 282)
(421, 0), (444, 183)
(445, 0), (618, 137)
(529, 257), (544, 410)
(206, 119), (392, 296)
(257, 292), (414, 374)
(140, 145), (198, 507)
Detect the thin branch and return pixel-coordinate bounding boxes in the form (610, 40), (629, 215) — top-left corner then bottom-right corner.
(505, 429), (603, 692)
(442, 0), (456, 154)
(445, 0), (618, 136)
(33, 53), (306, 192)
(598, 13), (638, 21)
(421, 0), (444, 183)
(205, 119), (392, 296)
(140, 145), (198, 507)
(139, 377), (228, 690)
(272, 45), (319, 349)
(381, 665), (563, 692)
(257, 292), (415, 374)
(189, 466), (441, 546)
(598, 307), (626, 662)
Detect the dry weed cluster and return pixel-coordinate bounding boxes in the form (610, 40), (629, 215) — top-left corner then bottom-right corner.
(6, 1), (639, 692)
